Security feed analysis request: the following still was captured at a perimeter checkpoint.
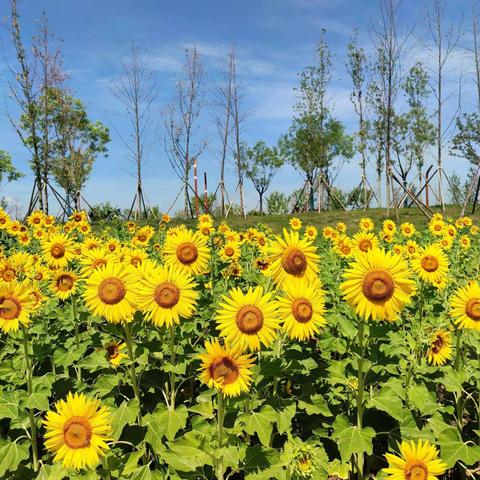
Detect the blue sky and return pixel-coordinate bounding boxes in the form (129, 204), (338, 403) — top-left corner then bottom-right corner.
(0, 0), (475, 215)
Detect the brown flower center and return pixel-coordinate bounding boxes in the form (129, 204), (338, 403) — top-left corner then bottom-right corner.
(57, 274), (75, 292)
(154, 282), (180, 308)
(137, 234), (147, 242)
(91, 259), (107, 270)
(358, 239), (372, 252)
(106, 344), (119, 359)
(209, 357), (239, 385)
(50, 243), (65, 259)
(236, 305), (264, 334)
(421, 255), (439, 272)
(0, 297), (21, 320)
(405, 462), (428, 480)
(63, 416), (92, 449)
(224, 247), (235, 257)
(176, 242), (198, 265)
(291, 298), (313, 323)
(465, 298), (480, 321)
(130, 256), (142, 267)
(33, 217), (41, 224)
(434, 224), (442, 231)
(341, 245), (351, 255)
(281, 247), (307, 276)
(2, 268), (16, 282)
(431, 334), (444, 353)
(98, 277), (126, 305)
(362, 270), (395, 302)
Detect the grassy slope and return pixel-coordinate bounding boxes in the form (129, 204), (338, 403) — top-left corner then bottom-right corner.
(167, 206), (480, 233)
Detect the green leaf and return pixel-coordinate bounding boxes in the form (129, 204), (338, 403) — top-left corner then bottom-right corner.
(129, 465), (152, 480)
(0, 441), (30, 477)
(440, 369), (467, 394)
(145, 405), (188, 445)
(336, 426), (376, 462)
(276, 403), (296, 435)
(53, 345), (87, 368)
(122, 449), (145, 476)
(0, 391), (19, 419)
(298, 394), (332, 416)
(110, 400), (139, 440)
(408, 383), (438, 416)
(26, 392), (50, 411)
(244, 405), (277, 446)
(368, 387), (405, 421)
(437, 427), (480, 469)
(36, 462), (66, 480)
(163, 445), (210, 472)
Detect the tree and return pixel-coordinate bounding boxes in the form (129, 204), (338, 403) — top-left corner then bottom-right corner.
(112, 43), (157, 219)
(0, 150), (23, 189)
(164, 47), (206, 218)
(45, 88), (110, 210)
(243, 141), (283, 214)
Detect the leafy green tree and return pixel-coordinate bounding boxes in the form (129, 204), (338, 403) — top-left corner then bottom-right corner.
(266, 191), (289, 215)
(243, 141), (283, 214)
(0, 150), (24, 187)
(450, 113), (480, 166)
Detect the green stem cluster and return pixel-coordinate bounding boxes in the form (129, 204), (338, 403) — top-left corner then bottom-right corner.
(216, 391), (225, 480)
(356, 318), (366, 480)
(124, 322), (142, 425)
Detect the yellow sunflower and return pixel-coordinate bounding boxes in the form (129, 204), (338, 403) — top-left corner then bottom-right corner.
(411, 244), (449, 284)
(336, 222), (347, 234)
(304, 225), (318, 241)
(219, 241), (241, 263)
(429, 218), (445, 236)
(404, 240), (419, 258)
(0, 281), (34, 333)
(359, 217), (374, 231)
(341, 248), (416, 321)
(136, 262), (198, 328)
(383, 439), (447, 480)
(352, 231), (379, 253)
(105, 341), (128, 368)
(459, 235), (470, 249)
(80, 247), (114, 276)
(400, 222), (415, 237)
(334, 236), (355, 258)
(216, 286), (279, 351)
(43, 392), (111, 470)
(83, 262), (139, 323)
(383, 219), (396, 235)
(50, 270), (78, 300)
(41, 233), (75, 268)
(450, 281), (480, 331)
(426, 330), (453, 366)
(268, 229), (319, 287)
(289, 217), (302, 231)
(198, 339), (254, 397)
(276, 278), (326, 340)
(163, 229), (210, 276)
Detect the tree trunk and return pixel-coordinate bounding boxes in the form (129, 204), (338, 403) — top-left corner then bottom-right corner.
(239, 178), (245, 218)
(259, 192), (263, 215)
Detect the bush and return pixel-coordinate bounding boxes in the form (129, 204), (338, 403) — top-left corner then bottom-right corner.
(89, 202), (122, 222)
(267, 191), (290, 215)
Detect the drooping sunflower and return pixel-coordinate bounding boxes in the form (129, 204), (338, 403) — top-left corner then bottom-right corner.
(136, 262), (198, 328)
(41, 233), (75, 268)
(43, 392), (111, 470)
(352, 231), (379, 253)
(163, 229), (210, 276)
(104, 341), (128, 368)
(268, 229), (319, 287)
(383, 439), (447, 480)
(50, 270), (78, 300)
(219, 241), (241, 263)
(83, 262), (139, 323)
(0, 281), (34, 333)
(341, 248), (416, 321)
(426, 330), (453, 366)
(450, 281), (480, 331)
(216, 286), (279, 351)
(198, 339), (254, 397)
(411, 244), (449, 284)
(276, 278), (326, 341)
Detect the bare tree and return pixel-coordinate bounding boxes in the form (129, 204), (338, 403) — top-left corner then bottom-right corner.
(212, 50), (234, 216)
(112, 43), (157, 219)
(164, 47), (206, 218)
(425, 0), (462, 210)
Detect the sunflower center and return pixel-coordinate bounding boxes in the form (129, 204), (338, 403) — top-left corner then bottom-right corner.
(358, 239), (372, 252)
(362, 270), (395, 302)
(291, 298), (313, 323)
(431, 335), (443, 353)
(236, 305), (264, 334)
(34, 272), (43, 281)
(434, 224), (442, 231)
(341, 245), (351, 255)
(92, 259), (107, 270)
(421, 255), (439, 272)
(176, 242), (198, 265)
(465, 298), (480, 321)
(154, 282), (180, 308)
(130, 256), (142, 267)
(281, 248), (307, 276)
(224, 247), (235, 257)
(0, 297), (21, 320)
(106, 344), (119, 359)
(50, 243), (66, 259)
(2, 268), (15, 282)
(63, 416), (92, 449)
(57, 274), (75, 292)
(209, 357), (239, 385)
(137, 234), (147, 242)
(405, 462), (428, 480)
(98, 277), (126, 305)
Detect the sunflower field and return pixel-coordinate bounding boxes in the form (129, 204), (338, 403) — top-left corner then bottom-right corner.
(0, 208), (479, 480)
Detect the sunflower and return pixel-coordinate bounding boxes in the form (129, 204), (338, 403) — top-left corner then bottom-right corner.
(383, 439), (447, 480)
(392, 244), (404, 256)
(122, 247), (148, 268)
(336, 222), (347, 234)
(341, 248), (416, 321)
(411, 244), (449, 284)
(322, 226), (334, 239)
(83, 262), (139, 323)
(41, 233), (75, 268)
(161, 213), (171, 224)
(334, 236), (354, 258)
(133, 225), (155, 246)
(383, 219), (396, 235)
(80, 247), (114, 276)
(163, 229), (210, 276)
(444, 224), (457, 239)
(352, 231), (379, 253)
(459, 235), (471, 249)
(0, 258), (18, 282)
(429, 218), (445, 236)
(43, 392), (111, 470)
(426, 330), (453, 366)
(50, 270), (78, 300)
(198, 339), (254, 397)
(198, 213), (213, 226)
(0, 281), (34, 333)
(450, 281), (480, 331)
(359, 217), (374, 231)
(289, 217), (302, 231)
(69, 211), (88, 224)
(219, 241), (241, 263)
(400, 222), (415, 237)
(461, 216), (473, 227)
(438, 236), (453, 251)
(304, 225), (318, 241)
(136, 263), (198, 328)
(216, 286), (279, 351)
(223, 262), (243, 278)
(268, 229), (319, 287)
(105, 238), (121, 253)
(404, 240), (419, 258)
(105, 341), (128, 368)
(277, 279), (326, 340)
(0, 209), (11, 229)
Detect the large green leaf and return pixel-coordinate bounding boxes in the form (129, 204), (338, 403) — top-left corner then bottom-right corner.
(244, 405), (277, 446)
(437, 427), (480, 469)
(368, 387), (405, 421)
(110, 399), (139, 440)
(0, 391), (19, 419)
(0, 441), (30, 477)
(336, 426), (376, 462)
(145, 404), (188, 447)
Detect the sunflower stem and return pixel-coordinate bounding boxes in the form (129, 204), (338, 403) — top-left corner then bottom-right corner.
(124, 322), (142, 425)
(169, 325), (176, 410)
(216, 391), (225, 480)
(72, 296), (81, 383)
(356, 317), (365, 480)
(21, 325), (39, 472)
(454, 329), (464, 434)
